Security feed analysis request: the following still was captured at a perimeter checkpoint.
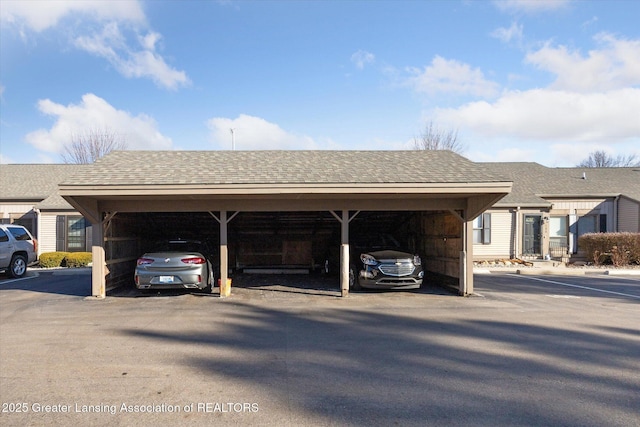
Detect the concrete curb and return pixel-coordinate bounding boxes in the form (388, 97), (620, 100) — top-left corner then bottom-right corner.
(474, 267), (640, 276)
(516, 268), (585, 276)
(604, 269), (640, 276)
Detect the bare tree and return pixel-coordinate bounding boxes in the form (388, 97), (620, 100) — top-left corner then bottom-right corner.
(413, 121), (465, 154)
(61, 129), (127, 164)
(576, 150), (640, 167)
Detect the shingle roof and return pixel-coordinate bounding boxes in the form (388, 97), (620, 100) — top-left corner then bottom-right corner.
(0, 164), (86, 209)
(61, 150), (509, 186)
(5, 155), (639, 212)
(482, 162), (640, 206)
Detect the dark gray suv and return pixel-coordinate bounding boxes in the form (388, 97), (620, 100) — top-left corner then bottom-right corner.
(0, 225), (38, 278)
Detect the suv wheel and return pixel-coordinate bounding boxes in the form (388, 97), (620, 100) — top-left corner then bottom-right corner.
(9, 254), (27, 278)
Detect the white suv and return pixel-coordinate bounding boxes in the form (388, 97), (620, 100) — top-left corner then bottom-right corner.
(0, 225), (38, 278)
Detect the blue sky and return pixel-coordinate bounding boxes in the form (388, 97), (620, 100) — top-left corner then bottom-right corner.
(1, 0), (638, 166)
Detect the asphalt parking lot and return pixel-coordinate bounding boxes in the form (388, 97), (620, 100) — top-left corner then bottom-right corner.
(1, 269), (639, 426)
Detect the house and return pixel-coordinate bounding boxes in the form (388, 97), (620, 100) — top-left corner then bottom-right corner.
(474, 163), (640, 262)
(0, 164), (92, 254)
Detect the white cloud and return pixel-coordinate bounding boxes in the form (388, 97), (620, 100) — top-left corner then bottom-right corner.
(469, 145), (538, 163)
(351, 50), (375, 69)
(435, 88), (640, 143)
(428, 32), (640, 165)
(405, 56), (500, 98)
(25, 93), (172, 154)
(490, 22), (523, 44)
(525, 33), (640, 92)
(74, 23), (190, 90)
(1, 0), (188, 90)
(493, 0), (572, 14)
(549, 142), (606, 166)
(0, 153), (13, 164)
(206, 114), (319, 150)
(0, 0), (145, 33)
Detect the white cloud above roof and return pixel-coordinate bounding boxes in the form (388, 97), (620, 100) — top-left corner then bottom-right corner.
(351, 50), (375, 70)
(430, 31), (640, 161)
(525, 33), (640, 92)
(405, 56), (500, 98)
(491, 22), (524, 45)
(436, 88), (640, 142)
(74, 23), (190, 90)
(207, 114), (320, 151)
(493, 0), (572, 14)
(25, 93), (173, 155)
(1, 0), (188, 90)
(0, 0), (145, 33)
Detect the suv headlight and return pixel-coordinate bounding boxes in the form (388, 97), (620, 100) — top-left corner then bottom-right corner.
(360, 253), (378, 266)
(413, 255), (422, 266)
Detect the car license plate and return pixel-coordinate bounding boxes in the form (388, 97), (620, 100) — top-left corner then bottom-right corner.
(159, 276), (174, 283)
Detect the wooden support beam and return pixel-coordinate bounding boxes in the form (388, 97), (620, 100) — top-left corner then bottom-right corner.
(91, 216), (106, 298)
(219, 211), (230, 297)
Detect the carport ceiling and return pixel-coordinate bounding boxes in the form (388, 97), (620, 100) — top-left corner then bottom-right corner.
(60, 150), (512, 222)
(118, 210), (420, 240)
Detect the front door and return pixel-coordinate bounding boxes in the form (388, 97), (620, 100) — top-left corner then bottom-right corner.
(523, 215), (541, 255)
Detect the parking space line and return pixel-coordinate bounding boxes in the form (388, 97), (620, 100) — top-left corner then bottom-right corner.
(0, 274), (38, 286)
(508, 274), (640, 299)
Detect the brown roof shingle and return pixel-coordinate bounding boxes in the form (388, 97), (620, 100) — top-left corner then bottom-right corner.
(61, 150), (509, 186)
(0, 164), (87, 209)
(482, 162), (640, 206)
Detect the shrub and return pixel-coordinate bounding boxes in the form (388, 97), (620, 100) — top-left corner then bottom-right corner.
(578, 233), (640, 266)
(63, 252), (93, 268)
(39, 252), (69, 268)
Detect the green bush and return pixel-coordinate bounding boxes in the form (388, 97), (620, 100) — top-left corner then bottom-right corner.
(39, 252), (69, 268)
(63, 252), (93, 268)
(578, 233), (640, 266)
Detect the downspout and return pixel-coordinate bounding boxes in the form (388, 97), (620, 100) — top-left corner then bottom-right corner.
(513, 207), (520, 259)
(613, 195), (620, 231)
(34, 208), (41, 257)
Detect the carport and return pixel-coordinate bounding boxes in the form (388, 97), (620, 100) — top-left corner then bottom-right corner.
(59, 150), (511, 298)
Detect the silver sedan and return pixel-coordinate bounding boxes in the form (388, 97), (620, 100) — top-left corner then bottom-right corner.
(134, 240), (214, 292)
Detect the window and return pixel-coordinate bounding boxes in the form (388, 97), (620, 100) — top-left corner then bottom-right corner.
(599, 214), (607, 232)
(473, 213), (491, 244)
(549, 216), (568, 257)
(550, 216), (567, 243)
(57, 216), (89, 252)
(7, 226), (32, 241)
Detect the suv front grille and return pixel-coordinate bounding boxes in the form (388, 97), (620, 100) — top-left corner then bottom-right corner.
(378, 262), (415, 277)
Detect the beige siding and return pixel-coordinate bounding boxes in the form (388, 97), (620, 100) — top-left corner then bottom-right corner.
(548, 198), (615, 232)
(39, 214), (58, 254)
(0, 203), (35, 220)
(618, 197), (640, 232)
(474, 210), (513, 259)
(550, 199), (607, 211)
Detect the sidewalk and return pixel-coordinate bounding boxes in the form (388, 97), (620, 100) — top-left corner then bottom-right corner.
(474, 260), (640, 276)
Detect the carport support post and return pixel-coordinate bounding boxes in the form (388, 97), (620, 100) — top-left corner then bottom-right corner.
(91, 219), (106, 298)
(220, 210), (229, 297)
(341, 210), (349, 297)
(461, 217), (474, 296)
